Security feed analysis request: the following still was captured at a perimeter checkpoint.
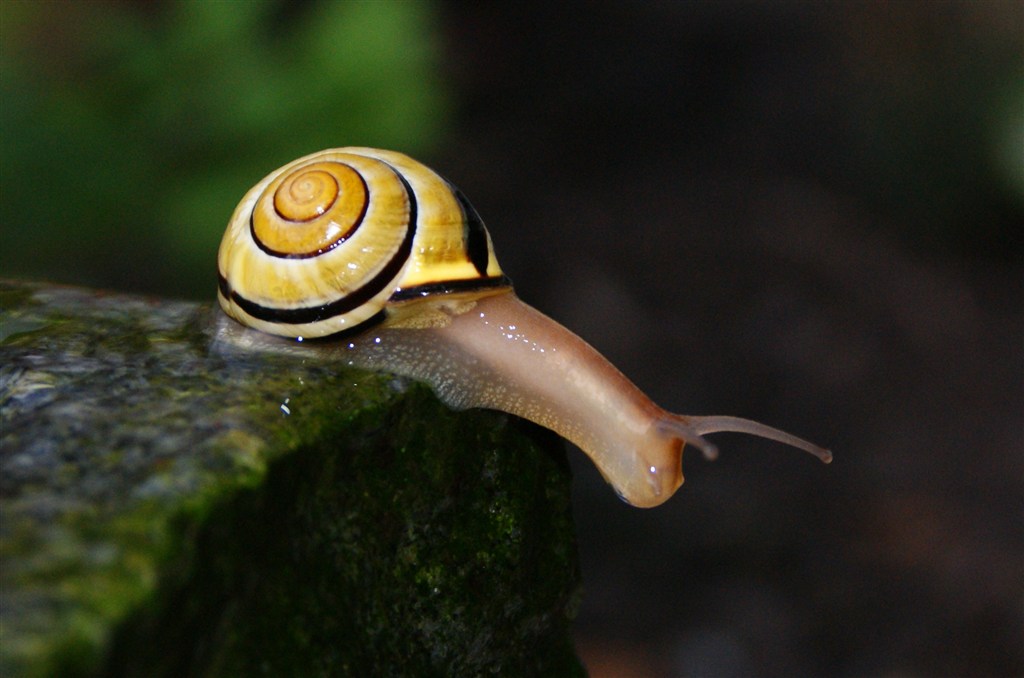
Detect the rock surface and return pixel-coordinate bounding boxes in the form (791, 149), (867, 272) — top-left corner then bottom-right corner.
(0, 281), (583, 677)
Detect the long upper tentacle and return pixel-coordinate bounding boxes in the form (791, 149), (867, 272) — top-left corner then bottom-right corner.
(674, 414), (833, 463)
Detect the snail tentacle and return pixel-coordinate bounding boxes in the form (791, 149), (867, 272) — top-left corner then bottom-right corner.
(652, 418), (720, 461)
(678, 415), (833, 464)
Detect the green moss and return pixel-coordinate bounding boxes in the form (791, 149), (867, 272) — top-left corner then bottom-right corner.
(95, 387), (582, 677)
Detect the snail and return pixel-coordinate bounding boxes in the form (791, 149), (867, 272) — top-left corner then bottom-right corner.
(216, 147), (831, 508)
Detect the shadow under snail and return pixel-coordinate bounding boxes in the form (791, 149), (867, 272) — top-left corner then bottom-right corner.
(215, 147), (831, 508)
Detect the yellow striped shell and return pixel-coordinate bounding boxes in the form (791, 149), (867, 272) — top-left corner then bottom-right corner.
(217, 147), (508, 338)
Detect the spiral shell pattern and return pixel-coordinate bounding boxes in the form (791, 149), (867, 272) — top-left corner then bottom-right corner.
(217, 148), (508, 338)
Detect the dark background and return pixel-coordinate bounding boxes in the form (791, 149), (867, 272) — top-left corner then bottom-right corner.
(3, 2), (1021, 676)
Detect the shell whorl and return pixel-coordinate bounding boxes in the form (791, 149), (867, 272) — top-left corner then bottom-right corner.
(217, 148), (508, 338)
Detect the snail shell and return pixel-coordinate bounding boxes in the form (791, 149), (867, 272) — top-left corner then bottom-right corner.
(217, 147), (508, 338)
(217, 147), (830, 508)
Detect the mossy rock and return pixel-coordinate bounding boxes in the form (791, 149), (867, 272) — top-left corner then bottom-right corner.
(0, 281), (583, 677)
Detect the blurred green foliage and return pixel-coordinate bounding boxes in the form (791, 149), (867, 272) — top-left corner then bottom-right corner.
(1, 0), (448, 299)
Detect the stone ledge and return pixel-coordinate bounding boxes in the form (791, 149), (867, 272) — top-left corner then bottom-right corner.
(0, 281), (583, 677)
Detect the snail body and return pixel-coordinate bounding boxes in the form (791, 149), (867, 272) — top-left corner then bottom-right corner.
(217, 147), (830, 508)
